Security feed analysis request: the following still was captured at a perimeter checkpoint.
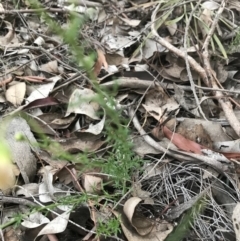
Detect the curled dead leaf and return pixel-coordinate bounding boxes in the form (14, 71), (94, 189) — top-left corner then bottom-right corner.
(124, 197), (153, 236)
(94, 49), (108, 77)
(114, 208), (173, 241)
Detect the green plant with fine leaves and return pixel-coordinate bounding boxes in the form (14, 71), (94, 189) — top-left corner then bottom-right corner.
(0, 1), (216, 240)
(96, 216), (121, 238)
(0, 0), (144, 238)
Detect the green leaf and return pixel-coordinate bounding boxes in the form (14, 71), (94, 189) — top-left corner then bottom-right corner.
(213, 34), (228, 59)
(165, 195), (207, 241)
(0, 139), (11, 164)
(165, 14), (184, 26)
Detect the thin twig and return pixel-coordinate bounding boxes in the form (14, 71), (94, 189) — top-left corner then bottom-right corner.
(0, 229), (4, 241)
(195, 85), (240, 94)
(0, 8), (70, 14)
(0, 195), (38, 207)
(0, 3), (102, 14)
(183, 0), (207, 120)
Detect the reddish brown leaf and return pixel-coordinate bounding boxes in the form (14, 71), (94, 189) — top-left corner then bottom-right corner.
(23, 96), (59, 110)
(0, 76), (13, 86)
(163, 126), (204, 154)
(163, 126), (240, 159)
(221, 152), (240, 159)
(16, 76), (48, 83)
(93, 49), (108, 77)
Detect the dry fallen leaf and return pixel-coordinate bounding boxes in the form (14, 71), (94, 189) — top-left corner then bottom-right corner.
(114, 207), (173, 241)
(94, 49), (108, 77)
(83, 174), (103, 194)
(163, 126), (204, 154)
(5, 82), (26, 106)
(232, 203), (240, 241)
(0, 21), (15, 46)
(26, 75), (61, 103)
(124, 197), (153, 236)
(22, 212), (50, 229)
(4, 117), (38, 184)
(34, 210), (70, 241)
(199, 8), (212, 38)
(65, 88), (100, 120)
(76, 109), (106, 135)
(40, 60), (59, 73)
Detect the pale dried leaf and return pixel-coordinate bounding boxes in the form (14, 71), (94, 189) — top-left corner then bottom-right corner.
(0, 3), (5, 19)
(214, 140), (240, 152)
(5, 82), (26, 106)
(202, 1), (219, 10)
(98, 9), (107, 23)
(65, 88), (100, 120)
(101, 34), (138, 56)
(34, 36), (45, 46)
(134, 64), (149, 71)
(124, 197), (153, 236)
(143, 38), (166, 59)
(83, 174), (103, 194)
(0, 93), (6, 103)
(15, 183), (39, 197)
(26, 75), (61, 103)
(232, 202), (240, 241)
(35, 211), (70, 239)
(78, 111), (105, 135)
(142, 104), (162, 121)
(199, 9), (212, 38)
(105, 53), (128, 66)
(61, 136), (104, 153)
(39, 182), (62, 203)
(164, 63), (185, 79)
(119, 17), (141, 27)
(4, 117), (38, 184)
(40, 60), (59, 73)
(39, 166), (55, 202)
(132, 183), (154, 204)
(132, 135), (161, 157)
(114, 209), (173, 241)
(166, 22), (177, 36)
(107, 65), (118, 73)
(0, 21), (15, 46)
(143, 87), (179, 121)
(22, 212), (50, 228)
